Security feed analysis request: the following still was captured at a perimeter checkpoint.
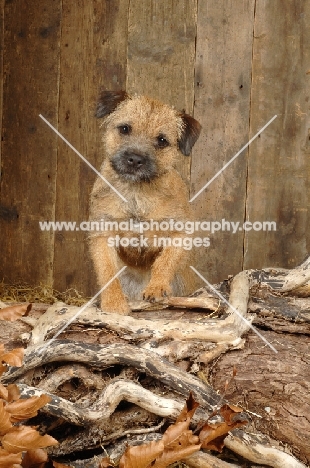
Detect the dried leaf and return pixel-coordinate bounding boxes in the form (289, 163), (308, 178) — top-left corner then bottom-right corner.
(175, 393), (199, 424)
(225, 403), (243, 414)
(0, 304), (32, 322)
(2, 425), (58, 453)
(99, 458), (114, 468)
(199, 404), (248, 452)
(153, 424), (200, 468)
(0, 348), (24, 368)
(7, 384), (20, 403)
(0, 448), (22, 468)
(162, 421), (193, 447)
(119, 440), (164, 468)
(153, 441), (200, 467)
(6, 395), (51, 422)
(0, 401), (13, 435)
(162, 393), (199, 449)
(119, 394), (201, 468)
(0, 363), (7, 377)
(21, 448), (48, 468)
(0, 384), (9, 401)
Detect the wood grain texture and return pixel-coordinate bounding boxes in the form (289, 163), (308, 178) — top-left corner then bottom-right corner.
(212, 332), (310, 465)
(126, 0), (197, 180)
(190, 0), (255, 283)
(244, 0), (310, 271)
(0, 0), (3, 171)
(1, 1), (309, 298)
(53, 0), (129, 295)
(0, 0), (61, 285)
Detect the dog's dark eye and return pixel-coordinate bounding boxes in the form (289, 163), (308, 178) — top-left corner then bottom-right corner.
(157, 135), (169, 148)
(118, 125), (131, 135)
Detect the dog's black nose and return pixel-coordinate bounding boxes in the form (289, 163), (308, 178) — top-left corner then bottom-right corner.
(125, 152), (146, 169)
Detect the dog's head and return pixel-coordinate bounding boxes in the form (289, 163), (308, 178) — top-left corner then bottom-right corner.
(95, 90), (201, 183)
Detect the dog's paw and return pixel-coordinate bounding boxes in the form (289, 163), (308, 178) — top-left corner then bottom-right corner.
(143, 283), (171, 303)
(100, 299), (131, 315)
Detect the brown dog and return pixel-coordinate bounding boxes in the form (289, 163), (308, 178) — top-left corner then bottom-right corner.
(89, 91), (202, 314)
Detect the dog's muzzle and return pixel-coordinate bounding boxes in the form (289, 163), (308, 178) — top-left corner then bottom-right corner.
(111, 149), (158, 182)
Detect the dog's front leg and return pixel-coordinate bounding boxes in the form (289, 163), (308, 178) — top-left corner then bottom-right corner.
(143, 244), (187, 302)
(89, 236), (130, 314)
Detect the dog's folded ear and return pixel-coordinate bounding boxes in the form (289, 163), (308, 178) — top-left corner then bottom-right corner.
(178, 113), (202, 156)
(95, 90), (129, 118)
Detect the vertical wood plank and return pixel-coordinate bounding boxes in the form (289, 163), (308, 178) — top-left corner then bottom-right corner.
(244, 0), (310, 270)
(53, 0), (129, 295)
(126, 0), (197, 180)
(190, 0), (255, 283)
(0, 0), (61, 285)
(0, 0), (4, 171)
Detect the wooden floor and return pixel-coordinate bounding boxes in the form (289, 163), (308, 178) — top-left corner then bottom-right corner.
(0, 0), (309, 296)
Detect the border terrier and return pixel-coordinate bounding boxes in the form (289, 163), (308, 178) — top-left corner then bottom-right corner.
(89, 90), (202, 314)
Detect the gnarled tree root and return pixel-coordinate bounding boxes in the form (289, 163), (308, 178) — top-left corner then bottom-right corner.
(224, 430), (306, 468)
(2, 340), (221, 410)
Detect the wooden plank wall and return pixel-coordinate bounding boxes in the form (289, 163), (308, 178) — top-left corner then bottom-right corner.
(244, 0), (310, 271)
(0, 0), (61, 286)
(52, 1), (130, 295)
(0, 0), (309, 295)
(191, 0), (255, 282)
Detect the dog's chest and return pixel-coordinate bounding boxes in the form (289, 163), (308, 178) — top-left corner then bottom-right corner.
(125, 194), (152, 219)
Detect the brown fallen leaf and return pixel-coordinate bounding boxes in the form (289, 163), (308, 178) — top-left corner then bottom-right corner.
(199, 404), (248, 452)
(6, 395), (51, 422)
(0, 384), (8, 401)
(0, 303), (32, 322)
(119, 394), (201, 468)
(152, 423), (200, 468)
(7, 384), (20, 403)
(0, 363), (7, 378)
(99, 458), (115, 468)
(120, 440), (164, 468)
(2, 425), (58, 453)
(175, 392), (199, 424)
(0, 347), (24, 368)
(0, 448), (22, 468)
(21, 448), (48, 468)
(0, 400), (13, 436)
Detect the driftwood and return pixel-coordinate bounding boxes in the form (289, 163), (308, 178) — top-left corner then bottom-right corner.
(278, 255), (310, 294)
(25, 271), (251, 348)
(17, 379), (206, 425)
(131, 289), (220, 311)
(224, 430), (306, 468)
(3, 340), (222, 410)
(1, 259), (310, 466)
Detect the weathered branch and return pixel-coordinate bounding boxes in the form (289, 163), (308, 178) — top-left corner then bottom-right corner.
(18, 379), (202, 425)
(279, 255), (310, 293)
(2, 340), (221, 410)
(184, 451), (240, 468)
(27, 271), (251, 348)
(28, 304), (243, 346)
(224, 430), (307, 468)
(221, 270), (252, 332)
(131, 289), (219, 311)
(48, 407), (161, 456)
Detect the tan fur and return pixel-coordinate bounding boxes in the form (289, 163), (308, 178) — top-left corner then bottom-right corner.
(89, 92), (201, 314)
